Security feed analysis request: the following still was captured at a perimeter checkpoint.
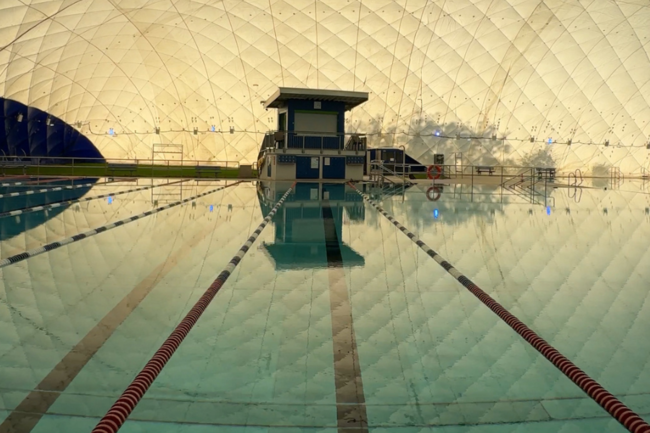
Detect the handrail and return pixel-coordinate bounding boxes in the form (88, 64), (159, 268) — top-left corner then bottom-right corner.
(261, 130), (368, 153)
(502, 168), (534, 188)
(499, 167), (548, 205)
(265, 129), (366, 136)
(369, 160), (410, 185)
(379, 162), (562, 177)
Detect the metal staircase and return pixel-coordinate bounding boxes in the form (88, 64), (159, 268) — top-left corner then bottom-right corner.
(368, 160), (412, 186)
(454, 152), (462, 176)
(501, 168), (547, 205)
(367, 182), (409, 202)
(151, 180), (183, 205)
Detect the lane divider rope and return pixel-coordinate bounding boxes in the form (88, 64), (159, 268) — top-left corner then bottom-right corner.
(1, 176), (83, 187)
(22, 177), (78, 185)
(91, 182), (296, 433)
(1, 181), (28, 187)
(0, 175), (30, 186)
(0, 180), (185, 218)
(0, 179), (112, 199)
(348, 182), (650, 433)
(0, 182), (240, 269)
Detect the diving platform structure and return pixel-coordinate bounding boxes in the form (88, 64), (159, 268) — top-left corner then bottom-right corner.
(257, 87), (369, 181)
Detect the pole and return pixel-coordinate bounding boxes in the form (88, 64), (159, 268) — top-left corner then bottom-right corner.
(471, 165), (474, 202)
(399, 145), (406, 184)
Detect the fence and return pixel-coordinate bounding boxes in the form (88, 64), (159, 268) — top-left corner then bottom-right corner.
(0, 155), (242, 178)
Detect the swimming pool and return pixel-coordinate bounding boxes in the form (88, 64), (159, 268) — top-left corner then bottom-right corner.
(1, 178), (649, 432)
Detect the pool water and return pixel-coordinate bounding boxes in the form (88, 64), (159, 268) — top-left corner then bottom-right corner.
(1, 178), (649, 432)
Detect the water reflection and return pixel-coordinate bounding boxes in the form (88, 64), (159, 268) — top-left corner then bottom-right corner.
(257, 181), (365, 270)
(0, 178), (98, 241)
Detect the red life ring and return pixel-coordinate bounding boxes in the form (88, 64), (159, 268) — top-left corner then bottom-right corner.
(427, 165), (442, 180)
(426, 186), (442, 201)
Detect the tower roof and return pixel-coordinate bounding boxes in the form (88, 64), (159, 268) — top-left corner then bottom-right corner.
(263, 87), (369, 111)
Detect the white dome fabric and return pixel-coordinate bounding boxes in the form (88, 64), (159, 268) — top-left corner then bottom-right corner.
(1, 0), (649, 173)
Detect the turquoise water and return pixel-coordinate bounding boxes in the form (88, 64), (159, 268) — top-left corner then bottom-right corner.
(1, 178), (649, 432)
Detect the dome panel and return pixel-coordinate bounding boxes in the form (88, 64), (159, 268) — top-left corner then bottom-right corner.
(0, 0), (648, 172)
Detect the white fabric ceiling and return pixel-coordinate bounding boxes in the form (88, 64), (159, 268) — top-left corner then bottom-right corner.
(1, 0), (649, 172)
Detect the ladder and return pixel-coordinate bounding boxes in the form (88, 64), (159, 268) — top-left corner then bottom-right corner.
(454, 152), (462, 176)
(151, 180), (183, 205)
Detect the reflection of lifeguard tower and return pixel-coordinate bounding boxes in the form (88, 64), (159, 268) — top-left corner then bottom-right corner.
(257, 182), (365, 270)
(257, 88), (368, 181)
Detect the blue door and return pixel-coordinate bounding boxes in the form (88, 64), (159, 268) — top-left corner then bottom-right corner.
(322, 156), (345, 179)
(296, 156), (319, 179)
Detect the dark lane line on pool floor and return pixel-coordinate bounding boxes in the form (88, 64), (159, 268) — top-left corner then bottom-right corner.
(0, 184), (240, 433)
(0, 176), (30, 187)
(348, 183), (650, 433)
(322, 199), (369, 433)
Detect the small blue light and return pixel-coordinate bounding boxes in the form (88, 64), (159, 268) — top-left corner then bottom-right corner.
(209, 205), (214, 212)
(211, 125), (216, 132)
(547, 138), (552, 144)
(546, 206), (551, 215)
(108, 128), (114, 136)
(108, 197), (113, 204)
(434, 209), (439, 219)
(434, 130), (440, 137)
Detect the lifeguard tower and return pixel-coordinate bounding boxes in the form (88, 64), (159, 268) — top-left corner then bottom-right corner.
(257, 88), (368, 181)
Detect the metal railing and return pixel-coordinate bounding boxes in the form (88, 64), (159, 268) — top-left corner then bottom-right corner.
(261, 131), (367, 154)
(375, 162), (556, 205)
(0, 155), (242, 178)
(610, 166), (624, 189)
(368, 160), (410, 185)
(366, 162), (559, 182)
(501, 168), (547, 205)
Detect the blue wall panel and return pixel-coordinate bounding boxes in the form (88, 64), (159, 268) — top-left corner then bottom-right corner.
(322, 156), (345, 179)
(296, 156), (319, 179)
